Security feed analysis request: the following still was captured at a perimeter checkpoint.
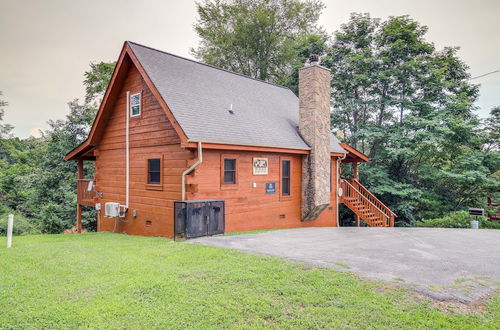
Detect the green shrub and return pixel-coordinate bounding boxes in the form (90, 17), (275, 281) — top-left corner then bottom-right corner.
(483, 220), (500, 229)
(0, 207), (41, 236)
(416, 210), (499, 229)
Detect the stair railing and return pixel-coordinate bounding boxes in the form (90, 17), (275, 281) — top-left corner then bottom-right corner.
(341, 179), (390, 227)
(348, 179), (396, 227)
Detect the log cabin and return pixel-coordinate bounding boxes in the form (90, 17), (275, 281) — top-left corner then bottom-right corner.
(65, 41), (396, 237)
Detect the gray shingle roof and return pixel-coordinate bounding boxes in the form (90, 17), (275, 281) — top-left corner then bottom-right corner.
(330, 134), (345, 154)
(128, 42), (345, 154)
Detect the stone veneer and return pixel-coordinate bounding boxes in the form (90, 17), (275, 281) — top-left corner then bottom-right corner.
(298, 63), (331, 220)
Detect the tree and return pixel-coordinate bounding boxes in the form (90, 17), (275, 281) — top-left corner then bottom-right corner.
(281, 32), (330, 93)
(192, 0), (325, 83)
(484, 106), (500, 152)
(84, 62), (116, 106)
(0, 91), (13, 138)
(0, 63), (115, 233)
(325, 14), (493, 225)
(30, 62), (115, 232)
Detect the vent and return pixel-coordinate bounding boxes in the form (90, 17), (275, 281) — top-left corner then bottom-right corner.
(145, 220), (152, 227)
(279, 214), (286, 219)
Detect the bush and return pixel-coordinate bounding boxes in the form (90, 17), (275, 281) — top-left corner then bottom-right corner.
(416, 210), (500, 229)
(0, 204), (41, 236)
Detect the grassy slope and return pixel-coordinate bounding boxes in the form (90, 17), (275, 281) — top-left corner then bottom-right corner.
(0, 233), (498, 329)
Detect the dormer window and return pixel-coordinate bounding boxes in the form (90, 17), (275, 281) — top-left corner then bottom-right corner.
(130, 92), (141, 117)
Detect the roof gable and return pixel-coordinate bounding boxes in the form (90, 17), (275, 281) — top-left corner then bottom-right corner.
(66, 41), (346, 160)
(128, 42), (310, 150)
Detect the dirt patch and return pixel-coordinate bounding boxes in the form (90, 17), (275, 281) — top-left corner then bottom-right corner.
(410, 290), (495, 314)
(64, 226), (87, 234)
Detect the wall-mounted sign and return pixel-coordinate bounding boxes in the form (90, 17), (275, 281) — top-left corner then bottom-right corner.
(253, 157), (268, 175)
(266, 182), (276, 194)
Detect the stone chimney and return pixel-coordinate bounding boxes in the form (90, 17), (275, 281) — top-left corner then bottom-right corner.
(299, 54), (331, 220)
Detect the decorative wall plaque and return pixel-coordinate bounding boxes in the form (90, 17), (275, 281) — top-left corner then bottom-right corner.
(252, 157), (268, 175)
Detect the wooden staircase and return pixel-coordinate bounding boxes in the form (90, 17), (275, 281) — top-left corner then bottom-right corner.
(341, 179), (396, 227)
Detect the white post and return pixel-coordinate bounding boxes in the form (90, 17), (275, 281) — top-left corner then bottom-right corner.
(7, 214), (13, 248)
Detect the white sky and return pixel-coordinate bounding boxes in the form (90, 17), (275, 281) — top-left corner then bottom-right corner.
(1, 0), (499, 138)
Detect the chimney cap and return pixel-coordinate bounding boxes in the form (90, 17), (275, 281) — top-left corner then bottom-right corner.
(308, 54), (320, 65)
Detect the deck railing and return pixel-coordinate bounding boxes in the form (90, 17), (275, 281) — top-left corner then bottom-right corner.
(77, 179), (96, 206)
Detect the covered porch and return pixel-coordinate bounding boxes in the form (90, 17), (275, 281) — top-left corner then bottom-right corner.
(68, 146), (97, 233)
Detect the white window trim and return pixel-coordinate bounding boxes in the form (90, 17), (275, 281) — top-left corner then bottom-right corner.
(130, 92), (141, 117)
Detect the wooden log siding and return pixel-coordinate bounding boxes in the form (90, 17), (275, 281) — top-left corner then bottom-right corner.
(186, 149), (339, 232)
(94, 65), (187, 237)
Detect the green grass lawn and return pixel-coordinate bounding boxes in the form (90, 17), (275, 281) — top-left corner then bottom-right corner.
(0, 233), (498, 329)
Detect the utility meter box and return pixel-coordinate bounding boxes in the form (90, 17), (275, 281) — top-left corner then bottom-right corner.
(105, 202), (120, 217)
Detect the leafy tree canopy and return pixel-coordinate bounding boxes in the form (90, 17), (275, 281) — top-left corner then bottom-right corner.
(0, 63), (114, 233)
(192, 0), (325, 84)
(0, 92), (13, 139)
(324, 13), (497, 225)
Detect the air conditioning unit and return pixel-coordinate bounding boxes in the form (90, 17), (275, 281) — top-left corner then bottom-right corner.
(105, 202), (120, 217)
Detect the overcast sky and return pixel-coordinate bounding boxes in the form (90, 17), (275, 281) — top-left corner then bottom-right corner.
(1, 0), (499, 138)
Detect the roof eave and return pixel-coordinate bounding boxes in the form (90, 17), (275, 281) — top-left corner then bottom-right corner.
(340, 143), (370, 162)
(185, 140), (310, 154)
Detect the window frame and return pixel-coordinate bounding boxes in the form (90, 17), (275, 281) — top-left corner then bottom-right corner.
(145, 155), (163, 190)
(220, 154), (239, 189)
(130, 92), (142, 118)
(280, 157), (292, 199)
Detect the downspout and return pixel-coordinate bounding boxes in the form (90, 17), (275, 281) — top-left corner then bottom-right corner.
(125, 91), (130, 209)
(336, 153), (347, 226)
(181, 141), (203, 200)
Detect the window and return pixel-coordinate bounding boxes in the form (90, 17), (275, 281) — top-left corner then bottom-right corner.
(130, 92), (141, 117)
(147, 158), (161, 185)
(281, 160), (291, 196)
(223, 158), (237, 184)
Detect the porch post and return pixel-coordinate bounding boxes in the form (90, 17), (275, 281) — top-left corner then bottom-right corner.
(352, 161), (360, 226)
(77, 159), (83, 233)
(77, 159), (84, 180)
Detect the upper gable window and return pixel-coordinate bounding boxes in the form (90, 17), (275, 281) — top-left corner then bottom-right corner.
(130, 93), (141, 117)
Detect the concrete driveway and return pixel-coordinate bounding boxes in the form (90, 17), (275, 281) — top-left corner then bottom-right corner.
(192, 227), (500, 302)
